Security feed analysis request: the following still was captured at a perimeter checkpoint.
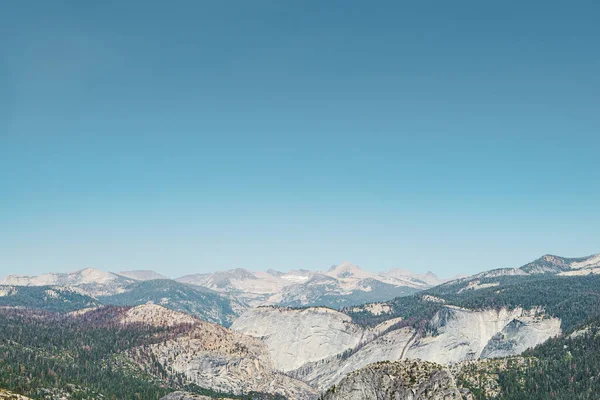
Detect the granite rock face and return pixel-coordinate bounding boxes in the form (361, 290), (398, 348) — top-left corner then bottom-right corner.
(124, 305), (317, 400)
(292, 326), (417, 390)
(322, 360), (469, 400)
(480, 316), (561, 358)
(406, 306), (561, 364)
(231, 306), (374, 371)
(237, 305), (560, 392)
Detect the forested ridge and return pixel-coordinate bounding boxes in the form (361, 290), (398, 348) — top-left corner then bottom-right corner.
(346, 274), (600, 332)
(0, 280), (239, 327)
(459, 317), (600, 399)
(0, 307), (283, 400)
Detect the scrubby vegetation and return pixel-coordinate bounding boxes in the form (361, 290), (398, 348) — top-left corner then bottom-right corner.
(0, 308), (282, 400)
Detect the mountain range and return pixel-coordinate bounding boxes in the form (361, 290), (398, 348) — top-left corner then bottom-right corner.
(1, 252), (600, 399)
(1, 261), (453, 311)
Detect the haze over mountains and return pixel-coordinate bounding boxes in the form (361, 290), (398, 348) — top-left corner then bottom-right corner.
(1, 261), (454, 309)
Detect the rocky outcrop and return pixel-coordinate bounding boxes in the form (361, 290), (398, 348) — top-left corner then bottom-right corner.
(406, 306), (561, 364)
(250, 305), (560, 391)
(322, 360), (469, 400)
(125, 305), (317, 399)
(480, 317), (561, 358)
(231, 306), (373, 371)
(292, 327), (417, 390)
(0, 389), (31, 400)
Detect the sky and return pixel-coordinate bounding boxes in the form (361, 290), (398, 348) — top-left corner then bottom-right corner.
(1, 1), (599, 279)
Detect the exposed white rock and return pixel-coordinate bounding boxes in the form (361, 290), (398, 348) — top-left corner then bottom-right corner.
(381, 268), (451, 287)
(405, 306), (561, 364)
(0, 286), (17, 297)
(373, 317), (404, 334)
(326, 262), (428, 291)
(559, 266), (600, 276)
(0, 389), (32, 399)
(481, 317), (562, 358)
(474, 268), (529, 279)
(351, 302), (391, 315)
(322, 360), (466, 400)
(43, 289), (60, 299)
(567, 254), (600, 270)
(421, 294), (446, 303)
(253, 305), (561, 391)
(231, 306), (373, 371)
(294, 327), (418, 390)
(66, 307), (100, 317)
(457, 280), (500, 293)
(177, 268), (295, 306)
(569, 326), (591, 339)
(128, 305), (317, 399)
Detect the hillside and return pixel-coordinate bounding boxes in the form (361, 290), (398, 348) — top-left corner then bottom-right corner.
(0, 305), (314, 400)
(322, 360), (467, 400)
(0, 285), (101, 313)
(347, 264), (600, 332)
(1, 262), (441, 314)
(98, 279), (243, 326)
(456, 316), (600, 399)
(1, 268), (134, 297)
(177, 262), (442, 308)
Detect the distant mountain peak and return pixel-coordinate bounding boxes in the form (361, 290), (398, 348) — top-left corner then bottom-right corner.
(118, 270), (168, 281)
(327, 262), (364, 279)
(329, 261), (360, 271)
(338, 260), (358, 268)
(521, 253), (600, 274)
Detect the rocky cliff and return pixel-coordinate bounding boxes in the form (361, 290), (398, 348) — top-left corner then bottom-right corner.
(124, 305), (317, 400)
(231, 306), (373, 371)
(405, 306), (561, 364)
(322, 360), (469, 400)
(234, 305), (560, 391)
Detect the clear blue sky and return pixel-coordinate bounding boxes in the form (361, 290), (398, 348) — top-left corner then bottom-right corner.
(1, 1), (599, 278)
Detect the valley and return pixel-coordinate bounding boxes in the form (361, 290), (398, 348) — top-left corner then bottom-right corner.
(1, 253), (600, 399)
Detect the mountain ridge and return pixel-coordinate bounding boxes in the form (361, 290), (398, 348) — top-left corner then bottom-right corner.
(1, 262), (450, 311)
